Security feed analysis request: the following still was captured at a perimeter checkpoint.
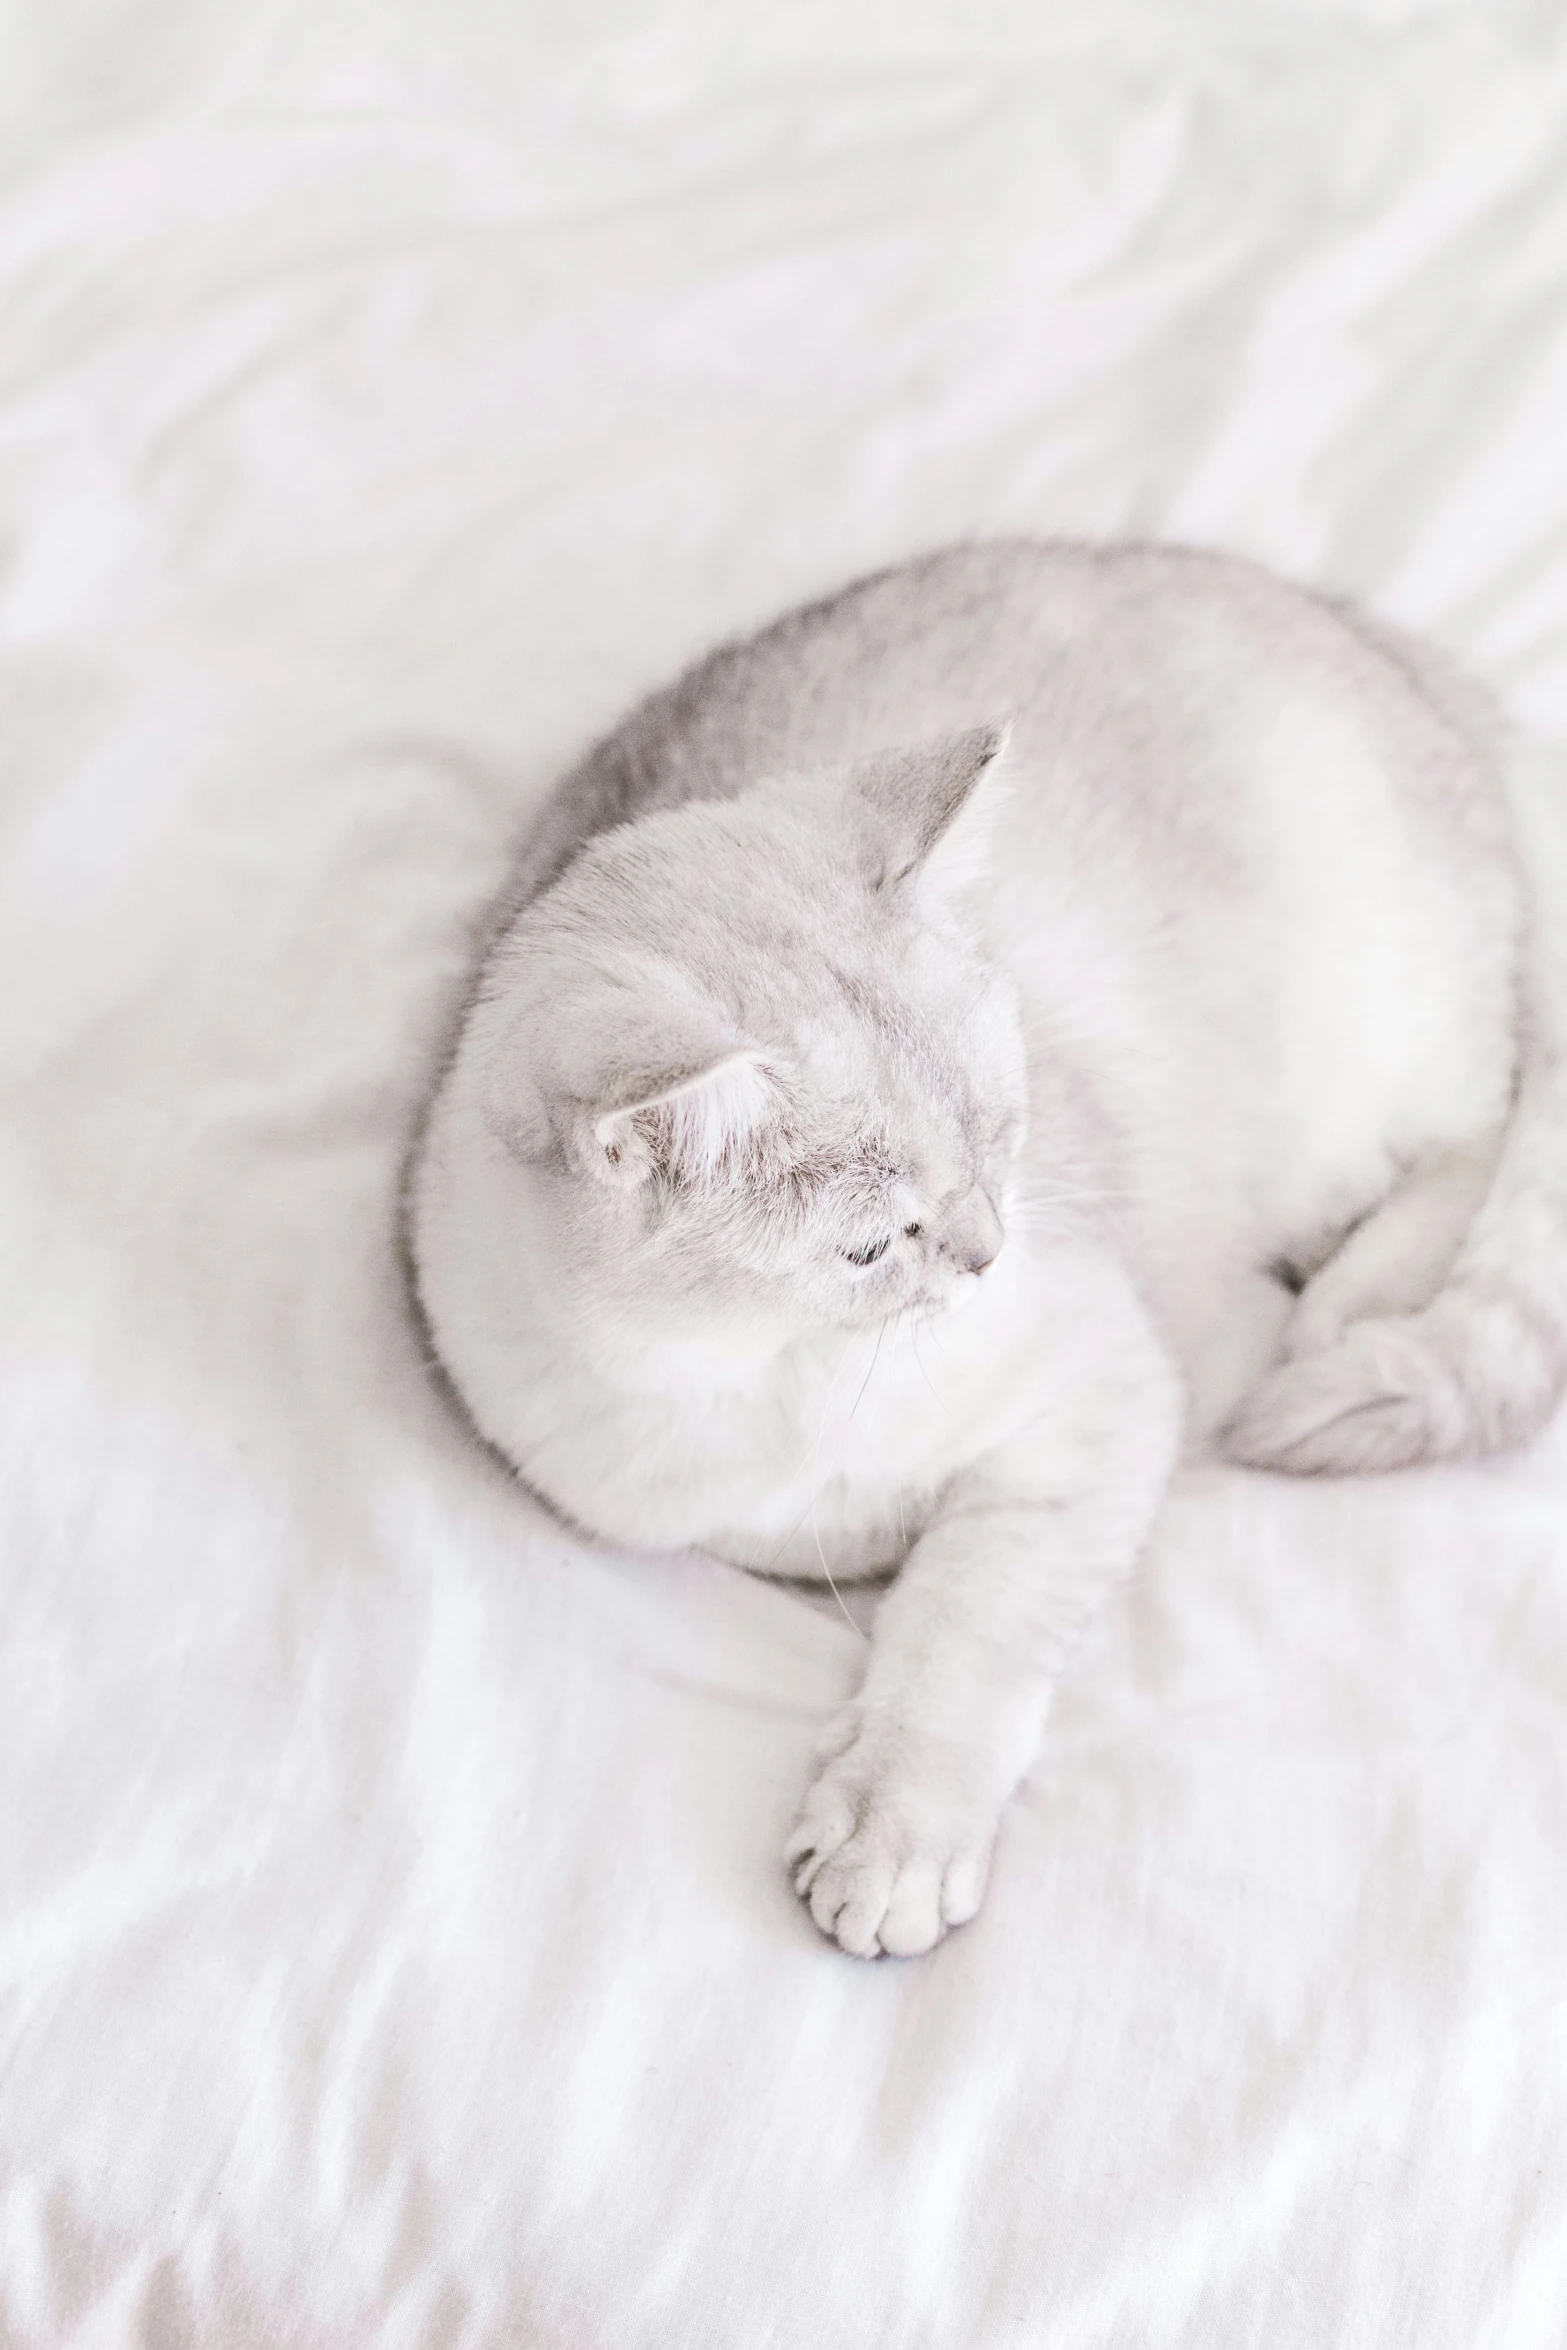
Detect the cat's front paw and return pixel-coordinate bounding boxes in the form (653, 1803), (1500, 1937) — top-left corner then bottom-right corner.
(784, 1708), (1001, 1959)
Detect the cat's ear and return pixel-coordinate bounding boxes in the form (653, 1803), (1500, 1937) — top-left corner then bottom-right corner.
(584, 1050), (776, 1189)
(853, 722), (1011, 898)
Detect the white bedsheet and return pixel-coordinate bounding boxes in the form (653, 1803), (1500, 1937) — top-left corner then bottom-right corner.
(5, 3), (1567, 2341)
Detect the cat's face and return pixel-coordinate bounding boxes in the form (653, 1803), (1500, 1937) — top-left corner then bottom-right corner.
(594, 964), (1025, 1340)
(481, 726), (1026, 1348)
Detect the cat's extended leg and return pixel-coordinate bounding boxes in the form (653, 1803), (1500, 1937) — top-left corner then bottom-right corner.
(786, 1271), (1179, 1958)
(1281, 1141), (1499, 1360)
(1225, 1140), (1499, 1471)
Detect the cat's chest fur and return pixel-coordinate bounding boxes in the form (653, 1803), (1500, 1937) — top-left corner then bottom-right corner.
(530, 1232), (1175, 1589)
(692, 1265), (1053, 1577)
(507, 1228), (1091, 1577)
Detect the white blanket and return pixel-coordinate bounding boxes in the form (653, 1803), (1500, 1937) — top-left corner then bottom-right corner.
(5, 4), (1567, 2341)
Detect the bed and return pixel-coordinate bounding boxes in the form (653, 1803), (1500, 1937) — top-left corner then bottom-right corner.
(4, 2), (1567, 2341)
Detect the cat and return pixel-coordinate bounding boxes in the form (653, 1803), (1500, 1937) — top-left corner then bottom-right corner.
(407, 540), (1567, 1959)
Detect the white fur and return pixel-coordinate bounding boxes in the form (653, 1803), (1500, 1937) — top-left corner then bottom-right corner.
(592, 1051), (776, 1189)
(408, 542), (1567, 1958)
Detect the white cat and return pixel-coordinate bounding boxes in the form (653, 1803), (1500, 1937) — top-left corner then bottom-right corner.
(408, 542), (1567, 1959)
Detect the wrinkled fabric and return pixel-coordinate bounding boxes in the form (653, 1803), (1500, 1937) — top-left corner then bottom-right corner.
(4, 4), (1567, 2343)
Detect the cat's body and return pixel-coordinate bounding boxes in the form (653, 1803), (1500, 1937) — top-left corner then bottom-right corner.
(410, 542), (1567, 1957)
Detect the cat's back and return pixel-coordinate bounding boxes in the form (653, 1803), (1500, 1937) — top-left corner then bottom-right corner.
(509, 539), (1503, 915)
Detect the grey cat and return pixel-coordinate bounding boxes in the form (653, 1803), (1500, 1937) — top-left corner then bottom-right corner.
(409, 541), (1567, 1957)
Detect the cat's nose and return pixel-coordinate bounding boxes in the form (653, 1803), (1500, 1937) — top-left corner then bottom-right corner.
(943, 1189), (1004, 1276)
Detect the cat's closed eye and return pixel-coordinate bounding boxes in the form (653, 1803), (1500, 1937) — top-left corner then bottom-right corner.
(844, 1237), (891, 1267)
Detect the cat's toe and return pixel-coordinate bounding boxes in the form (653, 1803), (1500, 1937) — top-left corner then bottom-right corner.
(1225, 1319), (1440, 1473)
(810, 1847), (906, 1958)
(875, 1858), (951, 1958)
(784, 1783), (856, 1897)
(785, 1720), (998, 1958)
(803, 1829), (948, 1959)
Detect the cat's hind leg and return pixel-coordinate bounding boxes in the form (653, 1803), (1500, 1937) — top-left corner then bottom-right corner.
(1224, 1141), (1499, 1472)
(1282, 1142), (1499, 1359)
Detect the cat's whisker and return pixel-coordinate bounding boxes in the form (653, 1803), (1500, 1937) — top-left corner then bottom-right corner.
(1009, 1209), (1093, 1235)
(848, 1314), (889, 1421)
(1010, 1176), (1141, 1206)
(751, 1309), (901, 1581)
(812, 1511), (868, 1643)
(746, 1325), (877, 1571)
(909, 1315), (941, 1403)
(1006, 1190), (1141, 1224)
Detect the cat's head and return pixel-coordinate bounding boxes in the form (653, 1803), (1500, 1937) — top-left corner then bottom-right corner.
(477, 725), (1026, 1346)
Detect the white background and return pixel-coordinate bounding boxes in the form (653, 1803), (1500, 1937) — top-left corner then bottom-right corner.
(4, 2), (1567, 2342)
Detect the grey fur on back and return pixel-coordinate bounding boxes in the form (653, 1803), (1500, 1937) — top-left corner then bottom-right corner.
(502, 539), (1501, 925)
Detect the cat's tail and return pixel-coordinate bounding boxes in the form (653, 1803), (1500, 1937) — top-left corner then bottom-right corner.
(1228, 730), (1567, 1475)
